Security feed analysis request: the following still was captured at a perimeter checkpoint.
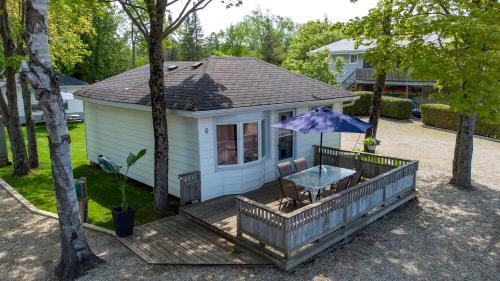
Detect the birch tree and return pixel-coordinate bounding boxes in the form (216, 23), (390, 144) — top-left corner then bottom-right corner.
(21, 0), (103, 279)
(0, 0), (29, 175)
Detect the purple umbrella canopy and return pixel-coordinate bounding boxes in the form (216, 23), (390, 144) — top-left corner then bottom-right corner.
(272, 106), (372, 134)
(273, 106), (372, 175)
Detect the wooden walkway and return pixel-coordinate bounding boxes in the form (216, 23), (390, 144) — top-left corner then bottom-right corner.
(118, 215), (269, 265)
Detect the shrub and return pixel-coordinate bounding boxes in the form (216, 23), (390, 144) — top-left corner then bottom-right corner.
(381, 96), (413, 120)
(421, 104), (500, 139)
(343, 91), (372, 116)
(343, 91), (413, 120)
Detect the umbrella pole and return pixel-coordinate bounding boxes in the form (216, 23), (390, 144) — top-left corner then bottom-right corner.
(319, 133), (323, 176)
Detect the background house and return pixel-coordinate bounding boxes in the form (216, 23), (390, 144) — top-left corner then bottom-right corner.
(0, 73), (87, 124)
(74, 56), (357, 201)
(314, 39), (436, 103)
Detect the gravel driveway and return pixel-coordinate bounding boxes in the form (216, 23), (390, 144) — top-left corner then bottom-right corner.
(1, 118), (499, 281)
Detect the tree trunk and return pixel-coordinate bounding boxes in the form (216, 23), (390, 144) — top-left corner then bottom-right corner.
(20, 75), (39, 168)
(450, 113), (476, 188)
(147, 4), (170, 213)
(22, 1), (103, 279)
(0, 0), (29, 176)
(131, 22), (136, 68)
(364, 72), (386, 152)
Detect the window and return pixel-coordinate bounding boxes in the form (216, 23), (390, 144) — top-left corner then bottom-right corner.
(216, 121), (262, 166)
(217, 124), (238, 165)
(278, 111), (294, 160)
(243, 122), (258, 163)
(349, 54), (358, 64)
(311, 105), (332, 111)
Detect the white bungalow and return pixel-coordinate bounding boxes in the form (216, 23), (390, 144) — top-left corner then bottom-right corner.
(0, 73), (87, 124)
(74, 57), (357, 201)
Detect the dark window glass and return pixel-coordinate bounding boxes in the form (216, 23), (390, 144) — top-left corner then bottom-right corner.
(278, 111), (294, 160)
(243, 122), (258, 163)
(217, 124), (238, 165)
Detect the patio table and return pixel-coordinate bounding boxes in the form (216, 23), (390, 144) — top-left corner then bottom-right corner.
(284, 165), (356, 203)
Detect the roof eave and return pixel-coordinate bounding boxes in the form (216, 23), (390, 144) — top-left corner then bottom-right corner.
(76, 95), (359, 118)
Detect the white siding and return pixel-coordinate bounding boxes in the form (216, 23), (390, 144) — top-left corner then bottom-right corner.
(84, 102), (199, 197)
(332, 54), (364, 84)
(197, 103), (343, 201)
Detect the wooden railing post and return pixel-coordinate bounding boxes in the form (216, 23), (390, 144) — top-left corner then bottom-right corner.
(236, 199), (242, 238)
(283, 218), (290, 260)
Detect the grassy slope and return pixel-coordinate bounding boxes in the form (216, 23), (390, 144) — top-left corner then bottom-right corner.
(0, 124), (164, 229)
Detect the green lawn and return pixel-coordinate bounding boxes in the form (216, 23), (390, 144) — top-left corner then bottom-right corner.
(0, 124), (165, 230)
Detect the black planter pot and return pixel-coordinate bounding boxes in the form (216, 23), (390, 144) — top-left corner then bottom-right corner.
(112, 206), (135, 237)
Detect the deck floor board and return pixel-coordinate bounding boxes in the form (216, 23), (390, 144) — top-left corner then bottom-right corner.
(118, 214), (269, 265)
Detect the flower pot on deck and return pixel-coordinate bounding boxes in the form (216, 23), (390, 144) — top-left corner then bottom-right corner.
(367, 144), (377, 151)
(112, 207), (135, 237)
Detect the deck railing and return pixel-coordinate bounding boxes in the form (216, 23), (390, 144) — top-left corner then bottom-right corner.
(179, 171), (201, 206)
(235, 147), (418, 270)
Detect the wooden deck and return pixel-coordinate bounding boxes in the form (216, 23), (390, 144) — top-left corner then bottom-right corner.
(118, 215), (269, 265)
(180, 181), (336, 239)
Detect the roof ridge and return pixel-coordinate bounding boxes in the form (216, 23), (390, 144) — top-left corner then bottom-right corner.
(247, 56), (353, 96)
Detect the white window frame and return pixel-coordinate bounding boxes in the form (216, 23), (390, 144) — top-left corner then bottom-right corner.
(349, 54), (358, 64)
(277, 110), (295, 161)
(215, 120), (262, 168)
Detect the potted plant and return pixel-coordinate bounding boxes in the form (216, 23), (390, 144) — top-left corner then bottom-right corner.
(363, 137), (380, 152)
(97, 149), (146, 237)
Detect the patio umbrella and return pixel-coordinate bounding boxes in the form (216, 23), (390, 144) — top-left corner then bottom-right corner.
(61, 92), (74, 101)
(272, 106), (372, 174)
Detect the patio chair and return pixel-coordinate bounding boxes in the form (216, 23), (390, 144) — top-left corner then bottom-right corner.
(333, 176), (352, 193)
(277, 161), (293, 178)
(278, 178), (311, 209)
(293, 157), (308, 172)
(348, 169), (364, 188)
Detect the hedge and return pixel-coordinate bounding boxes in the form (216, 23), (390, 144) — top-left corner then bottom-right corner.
(343, 91), (413, 120)
(421, 104), (500, 139)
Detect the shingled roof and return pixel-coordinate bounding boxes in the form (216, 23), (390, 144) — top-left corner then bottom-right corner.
(74, 57), (355, 112)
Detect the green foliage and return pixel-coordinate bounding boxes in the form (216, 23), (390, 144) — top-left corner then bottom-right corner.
(282, 19), (344, 84)
(400, 0), (500, 123)
(363, 137), (379, 146)
(0, 125), (162, 230)
(210, 9), (297, 65)
(71, 5), (130, 83)
(48, 0), (98, 71)
(177, 10), (204, 61)
(98, 148), (147, 212)
(381, 96), (413, 120)
(344, 0), (406, 76)
(421, 104), (500, 139)
(343, 91), (374, 116)
(344, 91), (413, 120)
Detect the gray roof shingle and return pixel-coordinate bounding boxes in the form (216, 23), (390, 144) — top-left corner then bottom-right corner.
(74, 57), (354, 112)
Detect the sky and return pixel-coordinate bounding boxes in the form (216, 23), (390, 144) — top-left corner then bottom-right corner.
(175, 0), (378, 34)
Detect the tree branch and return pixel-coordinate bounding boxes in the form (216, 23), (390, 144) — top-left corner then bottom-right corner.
(117, 0), (149, 39)
(163, 0), (213, 38)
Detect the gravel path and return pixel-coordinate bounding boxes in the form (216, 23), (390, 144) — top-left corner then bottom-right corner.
(1, 118), (499, 281)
